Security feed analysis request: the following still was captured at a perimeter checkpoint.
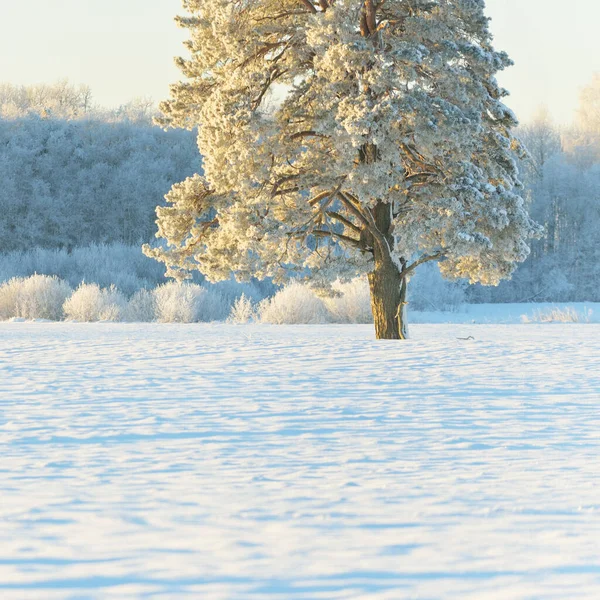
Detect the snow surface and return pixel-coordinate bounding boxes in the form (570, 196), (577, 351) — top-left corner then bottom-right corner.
(1, 322), (599, 599)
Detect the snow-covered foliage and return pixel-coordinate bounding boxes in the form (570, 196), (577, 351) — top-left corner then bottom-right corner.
(1, 273), (598, 324)
(227, 294), (256, 324)
(0, 81), (93, 120)
(63, 283), (128, 322)
(0, 81), (158, 123)
(0, 275), (71, 321)
(6, 76), (600, 308)
(153, 282), (226, 323)
(124, 289), (157, 323)
(0, 279), (21, 320)
(521, 306), (592, 324)
(147, 0), (539, 301)
(258, 283), (329, 325)
(0, 103), (198, 253)
(571, 73), (600, 165)
(322, 278), (373, 324)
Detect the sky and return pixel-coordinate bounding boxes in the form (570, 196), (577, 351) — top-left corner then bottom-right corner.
(0, 0), (598, 125)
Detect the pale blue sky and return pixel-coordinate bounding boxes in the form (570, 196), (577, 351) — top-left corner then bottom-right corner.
(0, 0), (598, 124)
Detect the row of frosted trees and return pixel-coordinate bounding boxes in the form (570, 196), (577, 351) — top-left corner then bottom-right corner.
(0, 82), (198, 252)
(1, 80), (600, 302)
(469, 80), (600, 303)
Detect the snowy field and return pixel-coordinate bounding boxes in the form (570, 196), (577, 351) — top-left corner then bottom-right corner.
(1, 322), (599, 599)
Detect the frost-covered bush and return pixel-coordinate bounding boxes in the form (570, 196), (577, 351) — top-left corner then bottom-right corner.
(153, 282), (226, 323)
(0, 275), (72, 320)
(0, 277), (23, 320)
(258, 283), (329, 324)
(124, 288), (156, 322)
(63, 283), (128, 321)
(323, 278), (373, 324)
(15, 275), (71, 320)
(227, 294), (256, 324)
(522, 307), (592, 324)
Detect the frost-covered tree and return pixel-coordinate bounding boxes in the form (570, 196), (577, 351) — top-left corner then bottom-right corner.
(567, 73), (600, 167)
(146, 0), (540, 339)
(519, 107), (562, 179)
(0, 80), (93, 119)
(577, 74), (600, 136)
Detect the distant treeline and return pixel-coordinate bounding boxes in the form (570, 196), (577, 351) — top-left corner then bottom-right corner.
(469, 82), (600, 303)
(0, 81), (199, 251)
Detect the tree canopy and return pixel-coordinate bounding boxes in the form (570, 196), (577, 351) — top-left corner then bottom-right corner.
(146, 0), (540, 338)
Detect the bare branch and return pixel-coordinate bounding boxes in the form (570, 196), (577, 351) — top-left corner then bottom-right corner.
(252, 68), (286, 111)
(270, 174), (300, 196)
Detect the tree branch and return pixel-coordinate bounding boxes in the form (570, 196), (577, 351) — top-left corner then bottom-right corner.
(270, 174), (300, 196)
(364, 0), (378, 35)
(308, 190), (332, 206)
(325, 210), (362, 233)
(402, 251), (446, 278)
(252, 10), (312, 23)
(312, 230), (362, 249)
(340, 191), (388, 253)
(298, 0), (317, 13)
(290, 130), (328, 141)
(336, 192), (371, 230)
(272, 186), (300, 197)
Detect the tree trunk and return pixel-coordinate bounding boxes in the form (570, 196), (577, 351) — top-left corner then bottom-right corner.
(368, 257), (408, 340)
(363, 201), (408, 340)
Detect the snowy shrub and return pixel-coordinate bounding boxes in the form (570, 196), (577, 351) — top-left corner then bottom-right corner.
(14, 275), (71, 320)
(0, 277), (24, 320)
(258, 282), (329, 324)
(522, 307), (592, 324)
(323, 278), (373, 324)
(124, 288), (156, 322)
(63, 283), (128, 322)
(0, 275), (71, 320)
(227, 294), (256, 324)
(153, 282), (226, 323)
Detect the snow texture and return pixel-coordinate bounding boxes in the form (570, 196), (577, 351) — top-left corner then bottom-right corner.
(1, 323), (599, 598)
